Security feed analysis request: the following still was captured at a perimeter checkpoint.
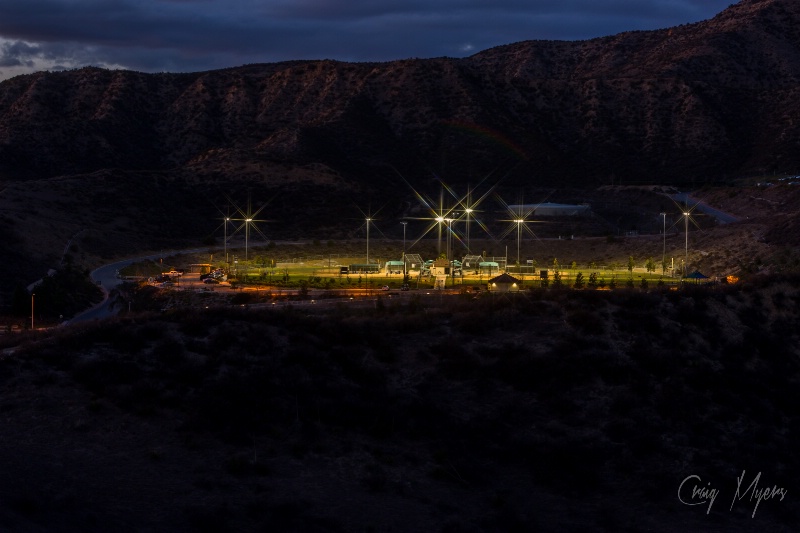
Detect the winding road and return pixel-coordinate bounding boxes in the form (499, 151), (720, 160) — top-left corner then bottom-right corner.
(69, 249), (208, 323)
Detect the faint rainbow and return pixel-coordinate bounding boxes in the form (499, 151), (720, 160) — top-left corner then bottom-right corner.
(441, 120), (528, 161)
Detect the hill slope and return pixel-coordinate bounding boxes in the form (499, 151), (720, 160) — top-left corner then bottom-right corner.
(1, 0), (800, 187)
(1, 283), (799, 531)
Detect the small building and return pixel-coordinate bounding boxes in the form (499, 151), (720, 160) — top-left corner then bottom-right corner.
(479, 261), (500, 275)
(488, 273), (522, 293)
(349, 263), (380, 274)
(384, 260), (405, 275)
(189, 263), (212, 274)
(430, 258), (451, 277)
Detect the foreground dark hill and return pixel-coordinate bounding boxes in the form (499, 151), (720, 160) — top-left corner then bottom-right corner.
(1, 0), (800, 188)
(1, 280), (798, 531)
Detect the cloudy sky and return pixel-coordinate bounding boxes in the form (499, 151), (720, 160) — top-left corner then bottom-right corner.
(0, 0), (734, 81)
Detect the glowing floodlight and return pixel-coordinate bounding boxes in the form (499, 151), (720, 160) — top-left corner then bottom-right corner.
(223, 194), (270, 262)
(496, 193), (545, 275)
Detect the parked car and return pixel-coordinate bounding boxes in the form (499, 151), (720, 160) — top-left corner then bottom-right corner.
(203, 278), (220, 284)
(381, 285), (390, 291)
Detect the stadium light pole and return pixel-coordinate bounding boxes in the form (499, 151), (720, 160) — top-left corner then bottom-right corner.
(438, 186), (444, 255)
(515, 219), (524, 274)
(401, 221), (407, 275)
(660, 212), (666, 275)
(224, 216), (230, 264)
(445, 218), (454, 286)
(683, 211), (690, 276)
(245, 218), (253, 261)
(366, 217), (371, 264)
(464, 208), (473, 253)
(435, 216), (445, 257)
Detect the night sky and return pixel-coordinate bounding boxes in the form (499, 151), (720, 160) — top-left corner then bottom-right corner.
(0, 0), (734, 81)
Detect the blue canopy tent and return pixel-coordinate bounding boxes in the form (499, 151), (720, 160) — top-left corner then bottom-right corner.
(685, 270), (710, 283)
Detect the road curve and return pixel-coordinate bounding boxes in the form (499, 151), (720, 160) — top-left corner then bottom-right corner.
(69, 248), (209, 323)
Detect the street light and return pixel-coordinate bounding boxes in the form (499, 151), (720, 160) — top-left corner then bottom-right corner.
(660, 212), (666, 275)
(438, 185), (445, 255)
(30, 293), (34, 330)
(515, 219), (524, 274)
(224, 216), (230, 264)
(245, 218), (253, 261)
(445, 218), (454, 286)
(366, 217), (371, 264)
(401, 221), (407, 276)
(435, 215), (445, 257)
(464, 207), (473, 254)
(683, 211), (690, 276)
(227, 194), (268, 267)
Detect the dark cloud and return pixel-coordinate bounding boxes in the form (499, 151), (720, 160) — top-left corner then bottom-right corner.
(0, 0), (734, 80)
(0, 40), (40, 67)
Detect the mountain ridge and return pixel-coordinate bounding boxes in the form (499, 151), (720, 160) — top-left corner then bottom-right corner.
(1, 0), (800, 187)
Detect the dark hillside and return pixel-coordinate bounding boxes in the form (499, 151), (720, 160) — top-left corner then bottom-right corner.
(1, 280), (798, 531)
(2, 1), (800, 188)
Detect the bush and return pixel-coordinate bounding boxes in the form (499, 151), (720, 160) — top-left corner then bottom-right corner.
(72, 356), (143, 394)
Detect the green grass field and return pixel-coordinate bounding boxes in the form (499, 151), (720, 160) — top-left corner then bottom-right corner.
(122, 260), (684, 291)
(118, 238), (702, 291)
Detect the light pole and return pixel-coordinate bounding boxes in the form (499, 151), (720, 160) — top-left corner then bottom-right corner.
(515, 219), (524, 275)
(464, 207), (473, 254)
(30, 293), (35, 330)
(683, 211), (690, 276)
(229, 195), (267, 269)
(224, 216), (230, 264)
(445, 218), (453, 286)
(401, 221), (407, 276)
(245, 218), (253, 261)
(366, 217), (371, 264)
(435, 216), (445, 257)
(438, 185), (444, 255)
(660, 212), (666, 275)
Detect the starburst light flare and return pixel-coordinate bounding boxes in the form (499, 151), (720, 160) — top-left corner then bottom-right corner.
(226, 194), (270, 261)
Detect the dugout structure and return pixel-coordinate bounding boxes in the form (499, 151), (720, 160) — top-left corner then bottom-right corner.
(404, 254), (424, 272)
(462, 255), (484, 273)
